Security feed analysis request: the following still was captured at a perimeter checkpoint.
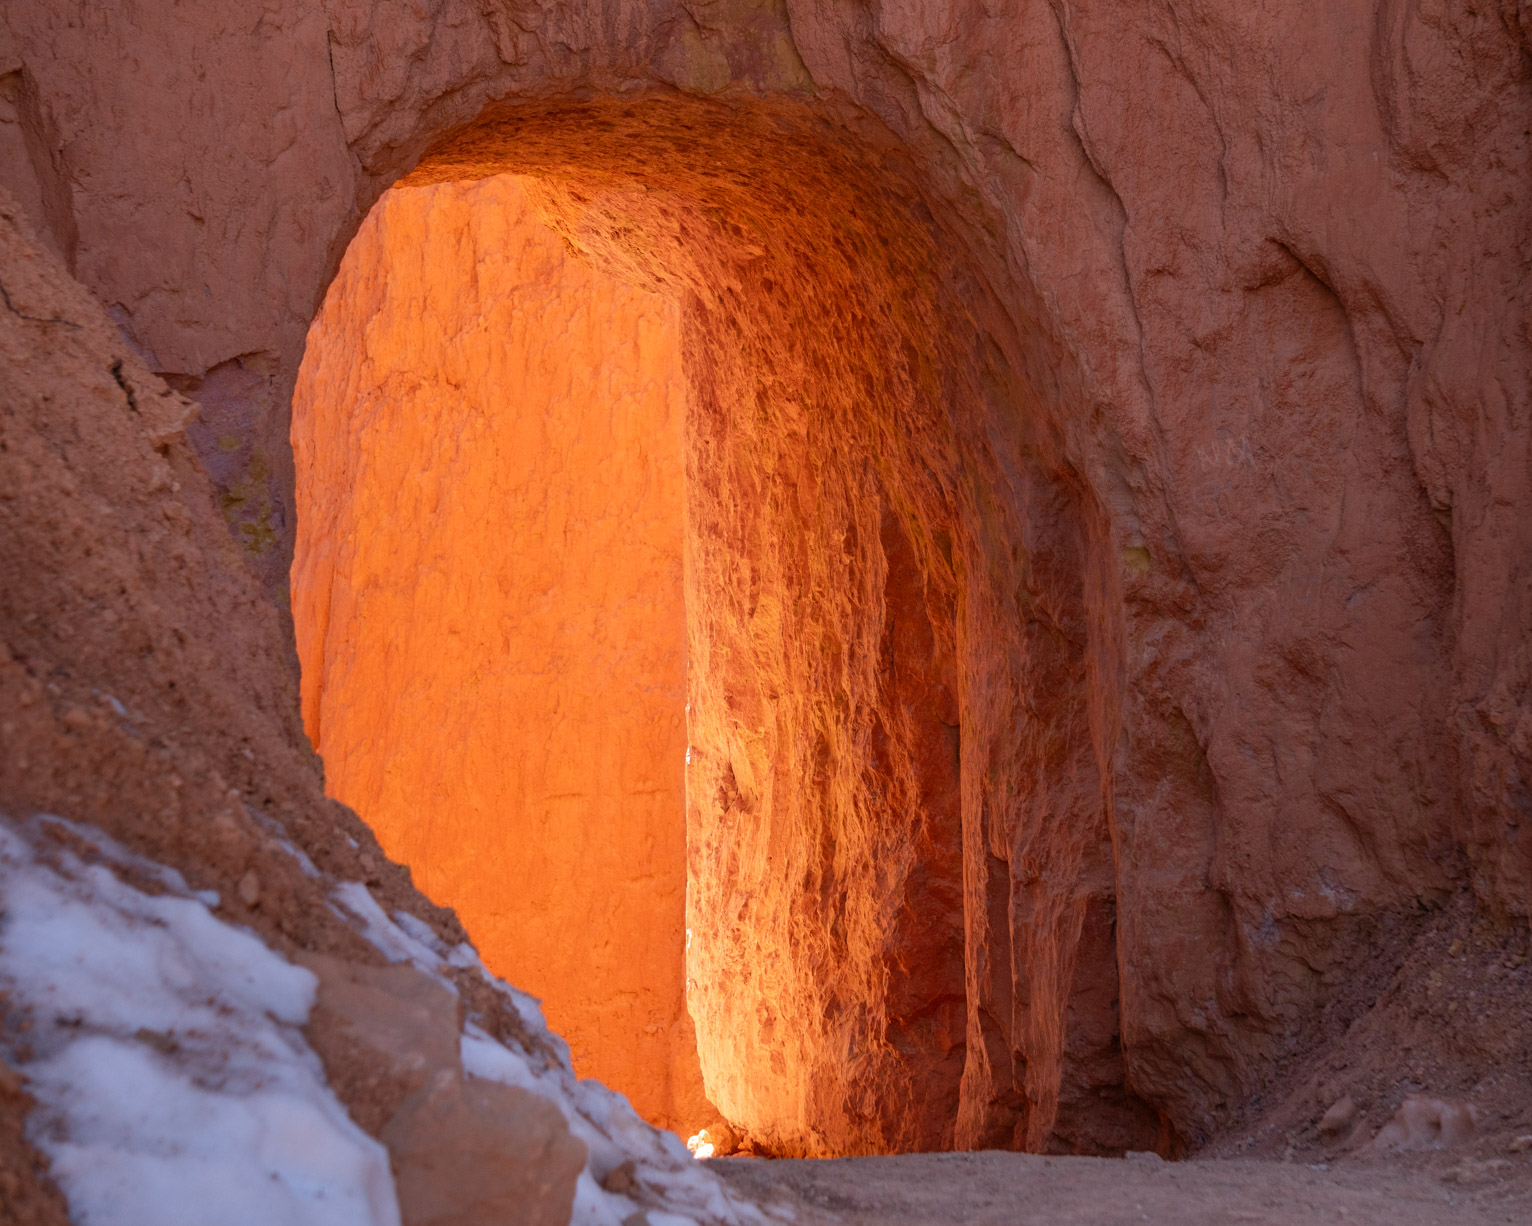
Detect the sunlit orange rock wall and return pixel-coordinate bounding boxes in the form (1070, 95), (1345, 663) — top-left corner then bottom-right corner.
(290, 175), (712, 1134)
(403, 102), (1150, 1156)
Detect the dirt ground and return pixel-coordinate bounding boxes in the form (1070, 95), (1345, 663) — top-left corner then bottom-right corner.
(711, 1150), (1532, 1225)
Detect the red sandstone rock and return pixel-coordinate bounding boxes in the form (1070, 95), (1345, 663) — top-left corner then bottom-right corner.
(293, 175), (709, 1135)
(1319, 1096), (1360, 1139)
(0, 188), (580, 1221)
(2, 0), (1528, 1164)
(400, 103), (1148, 1156)
(382, 1074), (586, 1226)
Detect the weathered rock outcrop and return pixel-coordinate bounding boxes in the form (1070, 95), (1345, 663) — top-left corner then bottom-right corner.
(0, 184), (555, 1220)
(0, 187), (759, 1225)
(3, 0), (1528, 1162)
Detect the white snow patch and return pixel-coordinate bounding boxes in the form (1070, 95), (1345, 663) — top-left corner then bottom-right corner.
(29, 813), (197, 899)
(443, 939), (483, 971)
(249, 810), (322, 878)
(0, 816), (399, 1226)
(2, 814), (772, 1226)
(390, 908), (441, 950)
(382, 909), (501, 989)
(331, 881), (456, 990)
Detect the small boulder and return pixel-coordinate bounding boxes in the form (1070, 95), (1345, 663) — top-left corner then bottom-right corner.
(383, 1071), (587, 1226)
(1371, 1095), (1477, 1152)
(1318, 1095), (1359, 1137)
(601, 1159), (638, 1195)
(236, 869), (261, 907)
(300, 954), (586, 1225)
(299, 952), (461, 1134)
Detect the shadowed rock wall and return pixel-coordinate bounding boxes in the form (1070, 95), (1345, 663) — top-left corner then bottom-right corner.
(3, 0), (1528, 1158)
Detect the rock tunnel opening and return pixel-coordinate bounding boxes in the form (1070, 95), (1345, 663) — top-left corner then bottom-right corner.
(292, 171), (704, 1137)
(291, 94), (1169, 1159)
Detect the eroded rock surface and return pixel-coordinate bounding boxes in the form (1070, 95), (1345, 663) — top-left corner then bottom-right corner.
(382, 1075), (587, 1226)
(0, 189), (757, 1226)
(293, 175), (709, 1134)
(3, 0), (1529, 1164)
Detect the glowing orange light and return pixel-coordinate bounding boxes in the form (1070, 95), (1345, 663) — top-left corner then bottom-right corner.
(292, 174), (712, 1135)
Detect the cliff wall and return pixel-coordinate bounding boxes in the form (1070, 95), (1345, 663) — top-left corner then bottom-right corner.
(2, 0), (1527, 1157)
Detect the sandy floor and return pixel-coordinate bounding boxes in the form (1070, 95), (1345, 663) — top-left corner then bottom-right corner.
(710, 1150), (1532, 1225)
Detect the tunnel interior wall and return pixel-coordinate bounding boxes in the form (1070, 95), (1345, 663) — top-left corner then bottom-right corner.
(400, 98), (1165, 1155)
(3, 0), (1528, 1161)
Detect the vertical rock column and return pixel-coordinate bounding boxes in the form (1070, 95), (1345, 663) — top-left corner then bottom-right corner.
(291, 175), (712, 1134)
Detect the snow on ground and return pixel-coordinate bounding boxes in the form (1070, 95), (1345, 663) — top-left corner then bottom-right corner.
(0, 812), (780, 1226)
(0, 814), (398, 1226)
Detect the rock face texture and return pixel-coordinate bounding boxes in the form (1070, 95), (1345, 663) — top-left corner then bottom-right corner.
(4, 0), (1529, 1163)
(293, 175), (709, 1135)
(0, 186), (540, 1221)
(0, 190), (760, 1226)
